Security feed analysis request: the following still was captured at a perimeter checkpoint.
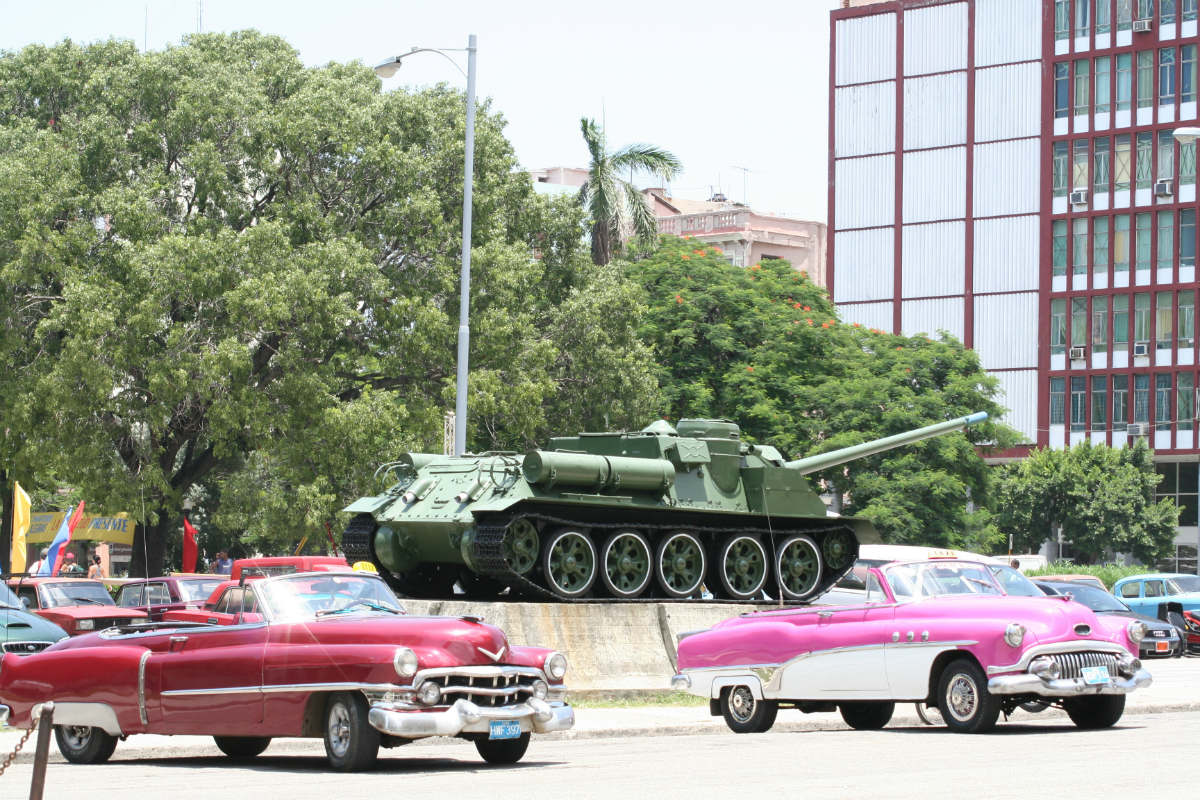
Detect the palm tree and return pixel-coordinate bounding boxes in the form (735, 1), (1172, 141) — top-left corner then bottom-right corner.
(578, 118), (681, 266)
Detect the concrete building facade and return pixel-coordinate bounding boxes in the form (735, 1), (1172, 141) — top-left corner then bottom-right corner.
(829, 0), (1200, 570)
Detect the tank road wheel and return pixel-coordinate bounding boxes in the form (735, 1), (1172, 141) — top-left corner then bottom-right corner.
(719, 685), (778, 733)
(656, 532), (706, 598)
(55, 725), (118, 764)
(774, 535), (823, 601)
(502, 518), (540, 576)
(542, 528), (597, 598)
(936, 658), (1000, 733)
(716, 534), (768, 600)
(600, 530), (653, 598)
(822, 529), (857, 572)
(1063, 695), (1126, 729)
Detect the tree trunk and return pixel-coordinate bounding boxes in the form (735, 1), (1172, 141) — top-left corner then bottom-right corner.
(129, 512), (169, 578)
(0, 468), (9, 574)
(590, 220), (611, 266)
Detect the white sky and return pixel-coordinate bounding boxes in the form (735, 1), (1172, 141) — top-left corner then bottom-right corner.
(0, 0), (841, 221)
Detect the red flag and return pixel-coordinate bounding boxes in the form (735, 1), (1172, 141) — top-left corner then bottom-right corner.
(49, 501), (86, 576)
(182, 516), (199, 573)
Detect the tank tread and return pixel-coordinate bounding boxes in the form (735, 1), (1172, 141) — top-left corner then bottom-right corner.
(342, 513), (376, 565)
(471, 509), (855, 604)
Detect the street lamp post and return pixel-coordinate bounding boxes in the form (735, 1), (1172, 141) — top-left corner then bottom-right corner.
(375, 35), (477, 457)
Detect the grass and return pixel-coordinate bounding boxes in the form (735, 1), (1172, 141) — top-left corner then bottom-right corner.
(1026, 560), (1154, 590)
(570, 690), (708, 708)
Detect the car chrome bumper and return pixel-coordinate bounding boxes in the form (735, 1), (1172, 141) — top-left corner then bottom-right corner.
(367, 698), (574, 739)
(988, 668), (1153, 697)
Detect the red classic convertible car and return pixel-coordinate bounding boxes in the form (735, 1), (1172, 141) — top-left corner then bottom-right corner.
(0, 571), (573, 770)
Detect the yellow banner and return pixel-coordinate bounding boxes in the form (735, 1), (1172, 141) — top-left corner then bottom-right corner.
(11, 484), (30, 572)
(28, 512), (136, 545)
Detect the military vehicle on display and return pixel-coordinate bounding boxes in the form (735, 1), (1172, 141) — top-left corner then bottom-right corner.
(342, 412), (987, 602)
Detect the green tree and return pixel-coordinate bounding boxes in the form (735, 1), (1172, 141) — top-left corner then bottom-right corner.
(578, 117), (680, 266)
(993, 440), (1178, 564)
(628, 236), (1016, 549)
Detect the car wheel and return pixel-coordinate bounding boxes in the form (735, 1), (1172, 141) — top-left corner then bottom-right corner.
(323, 692), (380, 771)
(1063, 694), (1125, 729)
(838, 701), (894, 730)
(936, 658), (1000, 733)
(213, 736), (271, 760)
(474, 732), (531, 765)
(719, 685), (778, 733)
(55, 725), (118, 764)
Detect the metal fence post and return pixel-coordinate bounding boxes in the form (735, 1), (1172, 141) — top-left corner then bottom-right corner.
(28, 702), (53, 800)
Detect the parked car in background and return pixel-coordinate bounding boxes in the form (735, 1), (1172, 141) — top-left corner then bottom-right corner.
(675, 559), (1151, 734)
(1036, 580), (1183, 658)
(230, 556), (351, 581)
(6, 578), (148, 636)
(1035, 574), (1108, 591)
(0, 570), (573, 770)
(0, 583), (68, 653)
(115, 575), (226, 622)
(1111, 573), (1200, 617)
(815, 545), (1001, 605)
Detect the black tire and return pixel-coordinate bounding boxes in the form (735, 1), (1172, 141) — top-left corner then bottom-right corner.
(55, 725), (118, 764)
(936, 658), (1000, 733)
(1063, 694), (1126, 729)
(474, 732), (531, 764)
(719, 685), (778, 734)
(323, 692), (380, 771)
(214, 735), (271, 760)
(838, 701), (895, 730)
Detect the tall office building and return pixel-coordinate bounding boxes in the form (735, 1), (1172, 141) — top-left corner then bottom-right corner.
(829, 0), (1199, 566)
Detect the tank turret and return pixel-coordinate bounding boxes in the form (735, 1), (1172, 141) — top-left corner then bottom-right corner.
(341, 412), (987, 602)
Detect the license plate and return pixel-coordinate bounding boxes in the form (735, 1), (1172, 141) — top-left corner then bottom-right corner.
(1081, 665), (1110, 685)
(1157, 641), (1170, 653)
(488, 720), (522, 740)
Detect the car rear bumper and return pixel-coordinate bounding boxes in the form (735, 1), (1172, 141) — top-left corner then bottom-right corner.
(367, 698), (574, 739)
(988, 667), (1152, 697)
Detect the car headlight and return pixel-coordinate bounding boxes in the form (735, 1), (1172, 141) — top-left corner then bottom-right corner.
(545, 652), (567, 680)
(416, 680), (441, 706)
(1029, 655), (1062, 680)
(76, 620), (95, 631)
(393, 647), (419, 678)
(1003, 622), (1025, 648)
(1127, 621), (1148, 644)
(531, 679), (549, 699)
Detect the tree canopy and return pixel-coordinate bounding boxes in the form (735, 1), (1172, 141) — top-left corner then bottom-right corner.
(992, 440), (1178, 564)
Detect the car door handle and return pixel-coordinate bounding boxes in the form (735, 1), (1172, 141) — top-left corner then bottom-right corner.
(169, 636), (187, 652)
(817, 610), (833, 618)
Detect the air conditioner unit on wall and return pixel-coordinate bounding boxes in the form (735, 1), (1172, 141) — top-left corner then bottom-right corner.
(1069, 345), (1087, 360)
(1133, 342), (1150, 356)
(1127, 422), (1149, 436)
(1155, 179), (1174, 197)
(1133, 18), (1153, 32)
(1069, 189), (1089, 205)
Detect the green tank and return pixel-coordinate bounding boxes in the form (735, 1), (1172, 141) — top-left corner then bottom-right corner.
(341, 412), (987, 602)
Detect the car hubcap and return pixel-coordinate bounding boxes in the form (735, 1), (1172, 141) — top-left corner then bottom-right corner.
(328, 703), (351, 757)
(604, 532), (651, 595)
(946, 674), (977, 722)
(63, 726), (91, 751)
(547, 532), (595, 595)
(659, 534), (704, 595)
(503, 519), (539, 575)
(729, 687), (756, 723)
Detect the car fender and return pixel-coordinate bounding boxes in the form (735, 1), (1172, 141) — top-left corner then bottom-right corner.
(709, 674), (764, 701)
(0, 644), (149, 733)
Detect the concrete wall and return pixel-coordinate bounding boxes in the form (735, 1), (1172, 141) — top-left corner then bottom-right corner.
(403, 600), (759, 691)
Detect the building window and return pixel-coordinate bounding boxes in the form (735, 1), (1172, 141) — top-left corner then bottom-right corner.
(1163, 0), (1178, 23)
(1052, 298), (1067, 355)
(1183, 141), (1197, 187)
(1119, 0), (1135, 27)
(1159, 130), (1175, 180)
(1135, 212), (1152, 270)
(1051, 377), (1067, 424)
(1099, 0), (1114, 32)
(1053, 220), (1068, 276)
(1115, 134), (1132, 190)
(1079, 0), (1094, 35)
(1181, 373), (1195, 431)
(1185, 45), (1198, 104)
(1074, 219), (1090, 275)
(1054, 141), (1069, 196)
(1096, 57), (1111, 116)
(1093, 375), (1109, 429)
(1073, 140), (1090, 190)
(1114, 374), (1130, 428)
(1136, 132), (1154, 189)
(1135, 373), (1151, 422)
(1180, 290), (1195, 346)
(1093, 294), (1110, 352)
(1158, 211), (1175, 271)
(1115, 214), (1131, 271)
(1135, 292), (1152, 343)
(1115, 294), (1131, 349)
(1117, 53), (1133, 111)
(1094, 215), (1110, 273)
(1161, 462), (1199, 526)
(1073, 297), (1089, 345)
(1055, 62), (1071, 119)
(1094, 137), (1112, 192)
(1138, 51), (1155, 110)
(1186, 0), (1199, 21)
(1158, 291), (1175, 349)
(1157, 373), (1173, 426)
(1161, 48), (1177, 106)
(1076, 60), (1092, 117)
(1139, 0), (1156, 20)
(1072, 377), (1088, 432)
(1057, 0), (1072, 39)
(1185, 209), (1197, 267)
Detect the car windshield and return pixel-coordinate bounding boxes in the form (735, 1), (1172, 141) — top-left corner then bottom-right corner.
(1045, 582), (1129, 613)
(256, 573), (404, 620)
(1166, 575), (1200, 594)
(0, 584), (22, 609)
(41, 581), (116, 608)
(987, 565), (1043, 597)
(178, 578), (223, 602)
(883, 561), (1003, 599)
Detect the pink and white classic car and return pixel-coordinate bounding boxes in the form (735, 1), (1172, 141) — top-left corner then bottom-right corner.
(0, 571), (573, 770)
(672, 559), (1152, 733)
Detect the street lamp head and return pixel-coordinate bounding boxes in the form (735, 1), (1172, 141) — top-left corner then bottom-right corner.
(1173, 126), (1200, 144)
(374, 57), (403, 79)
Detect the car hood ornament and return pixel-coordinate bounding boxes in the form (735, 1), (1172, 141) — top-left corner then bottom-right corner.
(477, 644), (506, 662)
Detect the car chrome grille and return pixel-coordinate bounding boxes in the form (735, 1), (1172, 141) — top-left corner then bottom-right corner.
(427, 671), (539, 708)
(1049, 651), (1121, 679)
(3, 640), (53, 654)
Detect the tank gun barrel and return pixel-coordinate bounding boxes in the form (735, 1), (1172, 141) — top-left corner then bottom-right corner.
(784, 412), (988, 476)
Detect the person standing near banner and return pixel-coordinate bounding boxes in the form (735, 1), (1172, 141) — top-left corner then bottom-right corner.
(27, 547), (48, 577)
